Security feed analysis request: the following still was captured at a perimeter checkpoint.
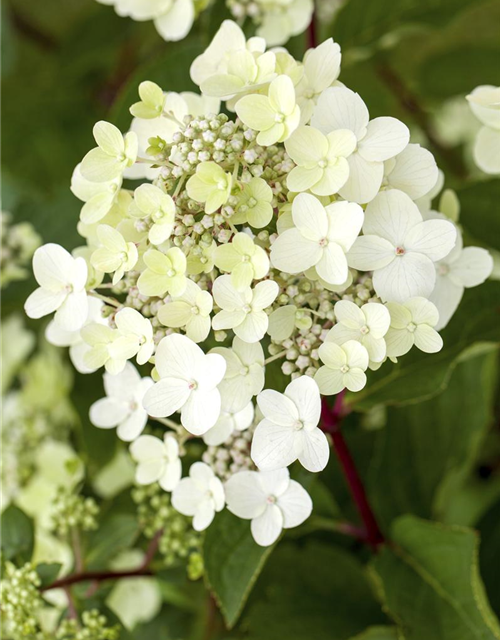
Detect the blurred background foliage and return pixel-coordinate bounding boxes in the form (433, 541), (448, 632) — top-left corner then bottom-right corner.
(2, 0), (500, 638)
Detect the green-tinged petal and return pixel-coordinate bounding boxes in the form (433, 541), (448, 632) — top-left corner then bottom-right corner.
(386, 302), (412, 329)
(314, 366), (345, 395)
(80, 148), (122, 182)
(326, 129), (357, 158)
(236, 95), (276, 131)
(167, 274), (187, 297)
(80, 192), (114, 224)
(137, 270), (168, 297)
(287, 166), (323, 193)
(158, 302), (192, 327)
(257, 123), (285, 146)
(251, 246), (270, 279)
(91, 248), (122, 273)
(232, 261), (254, 290)
(247, 201), (273, 228)
(285, 126), (327, 164)
(138, 81), (165, 108)
(143, 249), (170, 274)
(168, 247), (187, 274)
(93, 121), (124, 156)
(215, 244), (241, 272)
(268, 75), (296, 116)
(318, 341), (346, 368)
(186, 315), (211, 343)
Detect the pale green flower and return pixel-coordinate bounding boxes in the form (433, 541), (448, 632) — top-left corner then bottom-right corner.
(201, 48), (276, 98)
(158, 279), (213, 343)
(215, 232), (269, 290)
(91, 225), (138, 285)
(232, 178), (273, 228)
(130, 183), (175, 245)
(186, 161), (233, 213)
(80, 121), (138, 182)
(130, 81), (166, 119)
(235, 75), (300, 146)
(137, 248), (187, 297)
(187, 239), (216, 275)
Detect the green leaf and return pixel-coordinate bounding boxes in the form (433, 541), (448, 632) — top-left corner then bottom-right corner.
(1, 505), (35, 564)
(243, 542), (387, 639)
(458, 180), (500, 252)
(371, 516), (500, 639)
(85, 513), (140, 570)
(351, 282), (500, 409)
(367, 351), (498, 529)
(203, 510), (275, 629)
(35, 562), (63, 587)
(477, 499), (500, 617)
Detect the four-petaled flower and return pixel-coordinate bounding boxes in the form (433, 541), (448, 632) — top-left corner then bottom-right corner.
(130, 183), (175, 245)
(347, 190), (456, 303)
(202, 401), (254, 446)
(271, 193), (363, 285)
(80, 121), (138, 182)
(91, 225), (138, 285)
(186, 162), (232, 214)
(143, 333), (226, 435)
(25, 243), (88, 332)
(314, 340), (369, 395)
(172, 462), (225, 531)
(385, 297), (443, 357)
(251, 376), (329, 473)
(214, 232), (270, 290)
(89, 363), (154, 441)
(137, 248), (187, 298)
(225, 468), (312, 546)
(158, 279), (213, 343)
(130, 433), (182, 491)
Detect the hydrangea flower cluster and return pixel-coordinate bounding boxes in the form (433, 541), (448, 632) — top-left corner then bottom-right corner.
(0, 211), (41, 288)
(26, 21), (493, 547)
(466, 85), (500, 175)
(96, 0), (313, 46)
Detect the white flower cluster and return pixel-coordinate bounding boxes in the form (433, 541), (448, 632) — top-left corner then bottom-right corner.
(466, 85), (500, 175)
(96, 0), (313, 46)
(25, 21), (493, 547)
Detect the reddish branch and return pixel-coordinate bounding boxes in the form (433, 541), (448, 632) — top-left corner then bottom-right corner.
(41, 528), (163, 593)
(321, 393), (384, 551)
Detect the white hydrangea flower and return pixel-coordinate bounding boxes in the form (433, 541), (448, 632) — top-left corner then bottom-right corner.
(172, 462), (225, 531)
(211, 337), (265, 413)
(466, 85), (500, 175)
(186, 161), (233, 214)
(202, 401), (254, 446)
(285, 126), (357, 196)
(45, 297), (107, 374)
(271, 193), (364, 285)
(113, 307), (155, 366)
(25, 244), (88, 332)
(80, 323), (123, 374)
(158, 279), (213, 343)
(130, 433), (182, 491)
(231, 177), (273, 229)
(80, 121), (138, 183)
(190, 20), (270, 90)
(429, 226), (493, 330)
(212, 275), (279, 343)
(296, 38), (341, 125)
(89, 363), (154, 441)
(235, 75), (300, 146)
(251, 376), (329, 473)
(129, 184), (175, 245)
(383, 143), (439, 201)
(347, 190), (456, 302)
(214, 232), (270, 290)
(137, 248), (187, 298)
(225, 467), (312, 546)
(256, 0), (313, 47)
(143, 333), (226, 435)
(70, 163), (122, 225)
(91, 224), (138, 285)
(315, 340), (369, 395)
(327, 300), (391, 363)
(385, 298), (443, 357)
(312, 87), (410, 204)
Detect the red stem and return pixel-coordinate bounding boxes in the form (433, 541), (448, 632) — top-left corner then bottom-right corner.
(307, 2), (317, 49)
(321, 394), (384, 551)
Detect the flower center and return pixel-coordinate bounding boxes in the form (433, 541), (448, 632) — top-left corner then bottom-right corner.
(360, 325), (370, 335)
(120, 251), (128, 262)
(340, 364), (350, 374)
(318, 158), (328, 169)
(191, 305), (199, 315)
(242, 304), (252, 313)
(217, 179), (227, 191)
(248, 197), (257, 208)
(395, 246), (406, 256)
(319, 237), (328, 247)
(167, 268), (176, 278)
(242, 254), (251, 262)
(188, 380), (198, 390)
(239, 365), (249, 376)
(437, 263), (450, 276)
(267, 495), (277, 504)
(293, 419), (304, 431)
(275, 113), (285, 123)
(153, 211), (164, 222)
(407, 322), (417, 333)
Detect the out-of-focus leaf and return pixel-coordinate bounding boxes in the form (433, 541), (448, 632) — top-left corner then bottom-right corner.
(477, 499), (500, 617)
(371, 515), (500, 639)
(35, 562), (62, 587)
(351, 282), (500, 409)
(458, 180), (500, 252)
(85, 513), (140, 570)
(1, 505), (35, 564)
(367, 352), (498, 529)
(242, 542), (388, 639)
(349, 627), (401, 640)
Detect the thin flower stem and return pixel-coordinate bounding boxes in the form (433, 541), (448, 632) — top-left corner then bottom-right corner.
(321, 393), (384, 551)
(151, 416), (183, 431)
(307, 2), (317, 49)
(172, 175), (185, 199)
(264, 350), (287, 365)
(41, 528), (163, 593)
(71, 528), (83, 573)
(64, 586), (79, 621)
(89, 291), (121, 309)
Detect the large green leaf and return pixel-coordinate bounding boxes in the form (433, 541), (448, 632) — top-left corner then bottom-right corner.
(458, 180), (500, 253)
(477, 499), (500, 617)
(203, 510), (275, 629)
(242, 542), (387, 639)
(367, 352), (498, 529)
(351, 282), (500, 409)
(371, 516), (500, 639)
(85, 513), (140, 570)
(349, 628), (401, 640)
(1, 505), (35, 565)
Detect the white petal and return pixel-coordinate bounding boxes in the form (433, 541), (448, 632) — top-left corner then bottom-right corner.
(474, 126), (500, 174)
(195, 352), (227, 390)
(234, 311), (269, 343)
(373, 253), (435, 303)
(271, 228), (322, 274)
(225, 471), (267, 519)
(90, 397), (128, 428)
(291, 192), (327, 240)
(257, 390), (298, 425)
(325, 201), (364, 250)
(251, 504), (283, 546)
(451, 247), (493, 287)
(414, 324), (443, 353)
(343, 340), (369, 369)
(103, 362), (141, 401)
(251, 419), (297, 470)
(54, 292), (88, 332)
(359, 117), (409, 162)
(386, 144), (438, 200)
(154, 0), (194, 42)
(172, 477), (204, 516)
(159, 459), (182, 492)
(130, 434), (163, 461)
(316, 242), (348, 284)
(364, 189), (422, 245)
(284, 375), (321, 427)
(279, 480), (313, 528)
(363, 303), (391, 338)
(405, 297), (439, 326)
(155, 333), (204, 380)
(251, 280), (279, 311)
(181, 388), (221, 434)
(193, 500), (216, 531)
(343, 369), (367, 392)
(135, 459), (164, 485)
(314, 366), (345, 395)
(258, 468), (290, 497)
(347, 236), (395, 271)
(25, 288), (66, 319)
(212, 275), (247, 311)
(312, 87), (369, 138)
(338, 152), (383, 204)
(385, 327), (414, 358)
(32, 244), (75, 289)
(404, 220), (457, 261)
(429, 275), (463, 331)
(297, 429), (330, 472)
(117, 409), (148, 441)
(142, 378), (191, 418)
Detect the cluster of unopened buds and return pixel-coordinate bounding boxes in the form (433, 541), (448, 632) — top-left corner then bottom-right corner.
(25, 21), (493, 547)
